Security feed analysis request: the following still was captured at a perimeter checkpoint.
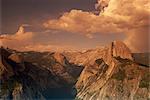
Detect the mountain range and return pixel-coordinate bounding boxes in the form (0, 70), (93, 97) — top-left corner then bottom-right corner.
(0, 41), (149, 100)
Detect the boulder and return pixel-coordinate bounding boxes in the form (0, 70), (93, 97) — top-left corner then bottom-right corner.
(0, 48), (14, 80)
(8, 53), (24, 63)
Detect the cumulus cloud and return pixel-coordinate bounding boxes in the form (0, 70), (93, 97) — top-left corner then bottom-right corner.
(0, 25), (76, 52)
(43, 10), (122, 35)
(43, 0), (150, 52)
(1, 0), (149, 52)
(0, 26), (34, 49)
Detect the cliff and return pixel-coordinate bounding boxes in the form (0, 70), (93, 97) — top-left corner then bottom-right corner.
(75, 41), (149, 100)
(0, 47), (82, 99)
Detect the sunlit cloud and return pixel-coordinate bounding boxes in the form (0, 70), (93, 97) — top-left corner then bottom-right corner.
(44, 0), (150, 52)
(0, 25), (34, 49)
(0, 25), (77, 52)
(1, 0), (149, 52)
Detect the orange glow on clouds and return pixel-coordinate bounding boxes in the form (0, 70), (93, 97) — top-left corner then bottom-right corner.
(1, 0), (150, 52)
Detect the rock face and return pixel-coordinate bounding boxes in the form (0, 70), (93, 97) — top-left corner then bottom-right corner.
(64, 41), (133, 66)
(0, 47), (82, 99)
(76, 58), (109, 90)
(0, 47), (14, 80)
(111, 41), (133, 60)
(74, 41), (149, 100)
(22, 51), (83, 84)
(8, 53), (25, 72)
(8, 53), (24, 63)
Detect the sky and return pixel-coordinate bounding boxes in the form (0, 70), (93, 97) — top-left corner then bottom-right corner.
(0, 0), (150, 52)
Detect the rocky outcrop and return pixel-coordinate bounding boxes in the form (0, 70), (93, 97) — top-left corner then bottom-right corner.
(76, 58), (149, 100)
(8, 53), (24, 63)
(0, 47), (14, 80)
(8, 53), (25, 72)
(64, 41), (133, 66)
(0, 47), (45, 99)
(0, 47), (82, 99)
(53, 52), (67, 65)
(75, 41), (149, 100)
(22, 51), (83, 84)
(76, 58), (109, 90)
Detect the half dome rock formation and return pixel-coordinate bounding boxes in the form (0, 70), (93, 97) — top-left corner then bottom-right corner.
(111, 41), (133, 60)
(75, 57), (149, 100)
(64, 41), (133, 66)
(75, 41), (149, 100)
